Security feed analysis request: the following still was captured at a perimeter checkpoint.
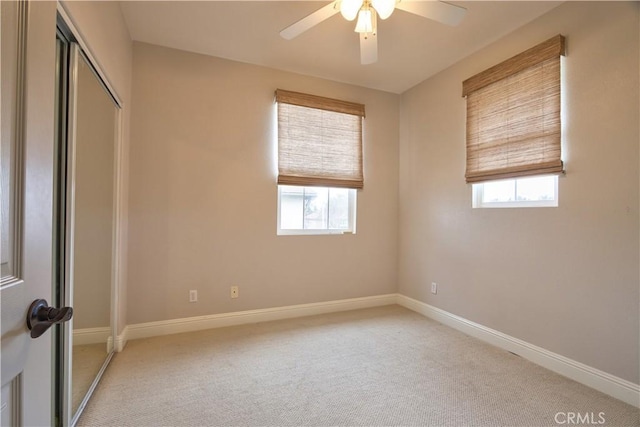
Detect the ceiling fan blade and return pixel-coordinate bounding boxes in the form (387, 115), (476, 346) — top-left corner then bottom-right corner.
(395, 1), (466, 26)
(280, 2), (339, 40)
(360, 31), (378, 65)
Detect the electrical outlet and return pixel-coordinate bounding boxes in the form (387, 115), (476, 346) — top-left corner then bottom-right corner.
(189, 290), (198, 303)
(230, 286), (239, 299)
(431, 282), (437, 295)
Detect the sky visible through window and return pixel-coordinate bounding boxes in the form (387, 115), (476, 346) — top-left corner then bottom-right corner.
(482, 175), (556, 203)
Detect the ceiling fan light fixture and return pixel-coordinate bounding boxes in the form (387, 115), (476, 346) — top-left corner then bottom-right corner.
(340, 0), (364, 21)
(355, 8), (374, 33)
(371, 0), (395, 20)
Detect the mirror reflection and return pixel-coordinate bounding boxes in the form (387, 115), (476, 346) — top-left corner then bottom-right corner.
(69, 50), (117, 417)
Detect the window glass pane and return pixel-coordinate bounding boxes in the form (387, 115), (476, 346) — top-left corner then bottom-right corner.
(482, 179), (515, 203)
(280, 186), (303, 229)
(328, 188), (349, 229)
(473, 175), (557, 208)
(278, 185), (355, 234)
(516, 175), (556, 201)
(303, 187), (328, 230)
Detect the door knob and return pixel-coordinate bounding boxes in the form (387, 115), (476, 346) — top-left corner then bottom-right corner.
(26, 299), (73, 339)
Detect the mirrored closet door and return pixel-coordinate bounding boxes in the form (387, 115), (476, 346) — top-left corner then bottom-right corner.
(55, 22), (120, 426)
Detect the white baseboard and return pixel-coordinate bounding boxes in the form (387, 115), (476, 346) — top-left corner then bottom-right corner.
(114, 330), (127, 352)
(123, 294), (398, 342)
(396, 294), (640, 408)
(73, 327), (111, 346)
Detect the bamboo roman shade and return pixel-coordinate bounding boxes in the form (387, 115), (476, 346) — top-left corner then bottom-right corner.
(276, 89), (365, 189)
(463, 35), (565, 183)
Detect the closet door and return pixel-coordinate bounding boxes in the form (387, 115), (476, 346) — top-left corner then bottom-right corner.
(64, 43), (118, 425)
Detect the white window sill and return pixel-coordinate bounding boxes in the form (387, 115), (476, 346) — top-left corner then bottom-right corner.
(277, 230), (355, 236)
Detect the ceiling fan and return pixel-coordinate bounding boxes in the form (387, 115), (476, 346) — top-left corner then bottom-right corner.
(280, 0), (467, 65)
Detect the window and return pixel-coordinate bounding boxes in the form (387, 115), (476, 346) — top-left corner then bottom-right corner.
(472, 175), (558, 208)
(275, 90), (364, 235)
(463, 35), (565, 206)
(277, 186), (356, 235)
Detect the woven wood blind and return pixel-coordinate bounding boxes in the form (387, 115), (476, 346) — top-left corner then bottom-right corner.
(463, 35), (565, 183)
(276, 89), (365, 189)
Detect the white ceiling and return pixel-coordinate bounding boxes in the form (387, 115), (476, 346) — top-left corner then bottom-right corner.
(120, 1), (562, 94)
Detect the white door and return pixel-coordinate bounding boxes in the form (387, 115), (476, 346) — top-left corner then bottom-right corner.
(1, 1), (62, 425)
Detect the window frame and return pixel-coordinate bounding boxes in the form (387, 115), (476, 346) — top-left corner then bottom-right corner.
(472, 175), (559, 209)
(276, 185), (357, 236)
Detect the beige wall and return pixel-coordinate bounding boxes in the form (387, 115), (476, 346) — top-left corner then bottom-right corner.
(398, 1), (639, 384)
(61, 1), (133, 334)
(127, 43), (399, 324)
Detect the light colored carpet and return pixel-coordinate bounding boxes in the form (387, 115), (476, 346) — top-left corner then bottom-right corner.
(77, 305), (639, 426)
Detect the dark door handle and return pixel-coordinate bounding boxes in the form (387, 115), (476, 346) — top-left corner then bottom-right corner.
(26, 299), (73, 339)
